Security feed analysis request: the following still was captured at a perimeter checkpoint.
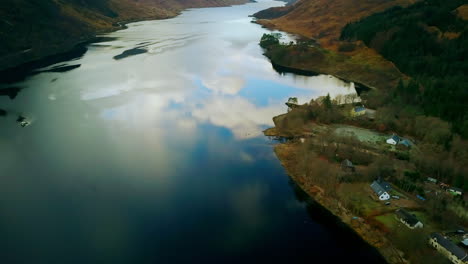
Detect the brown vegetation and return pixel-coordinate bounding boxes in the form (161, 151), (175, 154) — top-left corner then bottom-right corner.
(274, 141), (407, 263)
(256, 0), (415, 48)
(455, 4), (468, 20)
(259, 32), (404, 91)
(0, 0), (248, 70)
(254, 0), (418, 92)
(266, 92), (467, 263)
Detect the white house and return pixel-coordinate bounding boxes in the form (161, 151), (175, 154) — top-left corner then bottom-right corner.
(427, 177), (438, 184)
(386, 135), (401, 145)
(395, 209), (423, 229)
(448, 187), (463, 196)
(370, 181), (390, 200)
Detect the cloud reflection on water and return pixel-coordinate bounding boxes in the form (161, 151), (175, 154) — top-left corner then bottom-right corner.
(0, 2), (386, 263)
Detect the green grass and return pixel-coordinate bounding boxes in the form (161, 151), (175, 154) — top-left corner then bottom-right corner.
(354, 191), (382, 215)
(375, 213), (399, 230)
(333, 125), (388, 144)
(389, 188), (407, 199)
(338, 183), (383, 216)
(412, 211), (439, 233)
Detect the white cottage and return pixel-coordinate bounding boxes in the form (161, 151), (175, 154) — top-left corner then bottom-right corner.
(370, 181), (390, 200)
(395, 209), (424, 229)
(386, 135), (401, 145)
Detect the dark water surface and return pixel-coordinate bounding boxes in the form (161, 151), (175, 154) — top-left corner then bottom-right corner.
(0, 1), (386, 263)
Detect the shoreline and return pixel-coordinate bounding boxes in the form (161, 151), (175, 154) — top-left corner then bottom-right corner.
(269, 60), (372, 95)
(0, 0), (251, 74)
(270, 137), (407, 264)
(288, 176), (389, 263)
(259, 40), (403, 92)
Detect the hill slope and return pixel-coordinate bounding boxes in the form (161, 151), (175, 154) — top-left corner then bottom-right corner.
(0, 0), (248, 70)
(255, 0), (416, 47)
(256, 0), (467, 136)
(341, 0), (468, 136)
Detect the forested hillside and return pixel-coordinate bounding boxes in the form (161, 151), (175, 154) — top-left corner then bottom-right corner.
(341, 0), (468, 137)
(0, 0), (247, 70)
(254, 0), (416, 47)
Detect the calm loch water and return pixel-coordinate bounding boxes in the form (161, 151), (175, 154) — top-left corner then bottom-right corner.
(0, 1), (386, 263)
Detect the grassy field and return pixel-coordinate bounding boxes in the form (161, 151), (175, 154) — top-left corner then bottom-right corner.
(333, 125), (388, 144)
(375, 214), (399, 230)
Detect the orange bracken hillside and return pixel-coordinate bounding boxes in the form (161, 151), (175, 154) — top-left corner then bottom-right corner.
(257, 0), (416, 48)
(255, 0), (419, 91)
(455, 4), (468, 20)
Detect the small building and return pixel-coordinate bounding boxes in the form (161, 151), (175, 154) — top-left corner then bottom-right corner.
(341, 159), (355, 172)
(350, 106), (366, 117)
(462, 238), (468, 248)
(395, 209), (423, 229)
(370, 181), (390, 201)
(379, 180), (392, 192)
(427, 177), (438, 184)
(398, 139), (413, 148)
(386, 135), (401, 145)
(448, 187), (464, 196)
(429, 233), (468, 264)
(462, 238), (468, 247)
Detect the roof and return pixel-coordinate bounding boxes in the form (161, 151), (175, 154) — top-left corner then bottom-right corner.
(342, 159), (354, 167)
(354, 107), (366, 112)
(395, 209), (421, 227)
(449, 187), (463, 193)
(430, 233), (468, 260)
(463, 239), (468, 246)
(398, 139), (412, 147)
(380, 181), (392, 191)
(370, 181), (388, 196)
(390, 135), (401, 142)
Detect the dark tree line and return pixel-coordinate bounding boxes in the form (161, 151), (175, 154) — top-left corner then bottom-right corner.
(341, 0), (468, 137)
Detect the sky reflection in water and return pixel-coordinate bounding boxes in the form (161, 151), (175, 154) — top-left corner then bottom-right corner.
(0, 1), (384, 264)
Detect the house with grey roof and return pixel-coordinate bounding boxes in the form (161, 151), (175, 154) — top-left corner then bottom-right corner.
(370, 180), (390, 200)
(395, 209), (423, 229)
(379, 180), (392, 192)
(429, 233), (468, 264)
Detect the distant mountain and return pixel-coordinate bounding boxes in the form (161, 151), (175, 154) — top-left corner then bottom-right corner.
(253, 5), (293, 19)
(0, 0), (248, 70)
